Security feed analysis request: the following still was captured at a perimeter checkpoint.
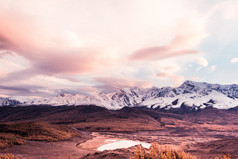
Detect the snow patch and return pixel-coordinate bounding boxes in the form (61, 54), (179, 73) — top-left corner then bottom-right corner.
(97, 140), (151, 151)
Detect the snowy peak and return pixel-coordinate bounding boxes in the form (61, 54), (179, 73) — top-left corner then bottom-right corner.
(0, 97), (20, 106)
(179, 80), (238, 98)
(142, 86), (175, 101)
(176, 80), (212, 95)
(111, 87), (146, 107)
(3, 80), (238, 110)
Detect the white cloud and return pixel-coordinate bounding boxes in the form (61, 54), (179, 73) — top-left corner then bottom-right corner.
(208, 65), (216, 72)
(0, 55), (28, 73)
(0, 94), (10, 98)
(157, 72), (185, 87)
(230, 57), (238, 63)
(210, 0), (238, 20)
(196, 57), (208, 67)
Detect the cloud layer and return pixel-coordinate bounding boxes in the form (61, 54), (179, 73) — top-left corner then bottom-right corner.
(231, 57), (238, 63)
(0, 0), (237, 96)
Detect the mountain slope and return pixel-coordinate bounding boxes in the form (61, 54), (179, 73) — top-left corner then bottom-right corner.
(2, 80), (238, 110)
(0, 97), (20, 106)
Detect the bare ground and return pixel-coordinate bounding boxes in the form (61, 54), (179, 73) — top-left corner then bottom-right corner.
(0, 131), (93, 159)
(1, 106), (238, 158)
(1, 129), (238, 159)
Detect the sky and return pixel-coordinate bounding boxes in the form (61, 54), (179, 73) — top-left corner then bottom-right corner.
(0, 0), (237, 97)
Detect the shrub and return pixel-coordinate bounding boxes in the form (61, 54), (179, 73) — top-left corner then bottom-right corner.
(0, 153), (19, 159)
(0, 122), (80, 149)
(131, 143), (197, 159)
(133, 144), (146, 159)
(0, 133), (25, 149)
(131, 143), (236, 159)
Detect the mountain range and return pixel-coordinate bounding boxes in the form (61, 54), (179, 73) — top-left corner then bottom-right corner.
(1, 80), (238, 110)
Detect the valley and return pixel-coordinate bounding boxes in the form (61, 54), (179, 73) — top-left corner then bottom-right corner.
(0, 105), (238, 158)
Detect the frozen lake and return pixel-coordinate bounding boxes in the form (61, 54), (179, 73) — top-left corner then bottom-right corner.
(97, 140), (151, 151)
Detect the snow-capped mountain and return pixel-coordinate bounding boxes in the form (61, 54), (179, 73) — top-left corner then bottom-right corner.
(139, 80), (238, 110)
(2, 80), (238, 110)
(111, 87), (145, 107)
(0, 97), (20, 106)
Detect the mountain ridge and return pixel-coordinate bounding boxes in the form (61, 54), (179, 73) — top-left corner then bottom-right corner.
(1, 80), (238, 110)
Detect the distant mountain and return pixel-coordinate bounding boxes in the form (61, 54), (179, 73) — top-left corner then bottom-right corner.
(1, 80), (238, 110)
(0, 97), (20, 106)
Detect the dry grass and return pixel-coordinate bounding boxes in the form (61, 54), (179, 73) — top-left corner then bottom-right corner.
(0, 133), (25, 149)
(131, 143), (197, 159)
(0, 153), (19, 159)
(0, 122), (79, 149)
(131, 143), (236, 159)
(72, 120), (162, 132)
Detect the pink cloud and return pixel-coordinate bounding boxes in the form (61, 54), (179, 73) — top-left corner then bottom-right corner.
(0, 83), (46, 97)
(157, 72), (185, 86)
(156, 72), (170, 77)
(157, 73), (200, 86)
(0, 94), (9, 98)
(130, 45), (198, 60)
(95, 77), (153, 92)
(32, 49), (104, 75)
(188, 76), (199, 80)
(0, 50), (13, 57)
(0, 7), (110, 79)
(130, 16), (207, 61)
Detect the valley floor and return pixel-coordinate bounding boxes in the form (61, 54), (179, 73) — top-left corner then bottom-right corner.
(1, 137), (88, 159)
(1, 106), (238, 158)
(1, 128), (238, 159)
